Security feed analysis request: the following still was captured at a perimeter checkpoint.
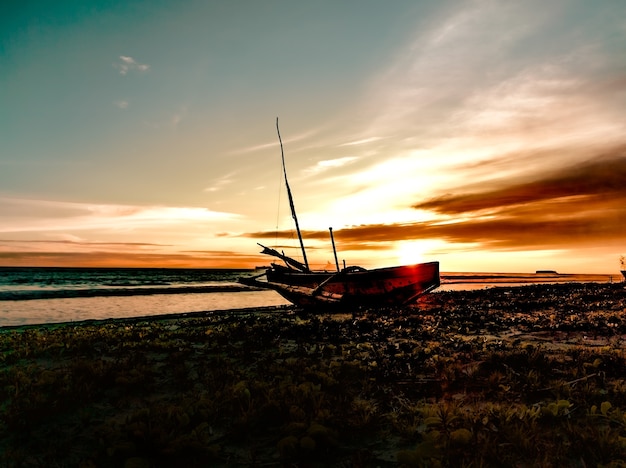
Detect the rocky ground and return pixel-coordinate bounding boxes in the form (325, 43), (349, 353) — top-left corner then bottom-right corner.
(1, 282), (626, 467)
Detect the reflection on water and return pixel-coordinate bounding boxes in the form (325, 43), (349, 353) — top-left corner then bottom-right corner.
(0, 291), (291, 327)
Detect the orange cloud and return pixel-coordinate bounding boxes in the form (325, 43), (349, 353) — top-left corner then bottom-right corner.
(0, 239), (168, 248)
(0, 250), (264, 269)
(244, 150), (626, 253)
(414, 150), (626, 214)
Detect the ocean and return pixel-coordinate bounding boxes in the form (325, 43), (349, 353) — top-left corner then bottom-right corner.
(0, 267), (290, 327)
(0, 267), (618, 327)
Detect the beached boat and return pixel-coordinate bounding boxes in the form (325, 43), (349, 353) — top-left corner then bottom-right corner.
(240, 120), (440, 308)
(244, 255), (440, 307)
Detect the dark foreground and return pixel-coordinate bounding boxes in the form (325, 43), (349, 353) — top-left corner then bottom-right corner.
(1, 283), (626, 467)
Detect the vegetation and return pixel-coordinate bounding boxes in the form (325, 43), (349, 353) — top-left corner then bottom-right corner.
(1, 282), (625, 466)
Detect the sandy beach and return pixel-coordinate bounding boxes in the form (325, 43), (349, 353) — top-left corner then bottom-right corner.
(1, 281), (625, 466)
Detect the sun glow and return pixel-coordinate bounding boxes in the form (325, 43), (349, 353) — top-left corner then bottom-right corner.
(394, 240), (442, 266)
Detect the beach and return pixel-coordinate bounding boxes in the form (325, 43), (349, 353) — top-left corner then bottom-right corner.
(1, 281), (625, 466)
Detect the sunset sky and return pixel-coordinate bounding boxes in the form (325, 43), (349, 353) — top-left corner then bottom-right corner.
(2, 0), (625, 273)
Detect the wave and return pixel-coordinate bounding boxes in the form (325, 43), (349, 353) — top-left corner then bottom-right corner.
(0, 284), (255, 301)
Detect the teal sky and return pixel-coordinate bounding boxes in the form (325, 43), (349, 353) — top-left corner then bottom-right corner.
(1, 0), (626, 273)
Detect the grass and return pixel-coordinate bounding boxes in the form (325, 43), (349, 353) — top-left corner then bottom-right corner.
(0, 282), (625, 466)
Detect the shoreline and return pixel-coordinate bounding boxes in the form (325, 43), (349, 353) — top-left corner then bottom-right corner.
(1, 279), (622, 329)
(0, 304), (293, 332)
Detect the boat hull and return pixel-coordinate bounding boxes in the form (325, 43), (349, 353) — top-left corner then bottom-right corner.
(259, 261), (440, 308)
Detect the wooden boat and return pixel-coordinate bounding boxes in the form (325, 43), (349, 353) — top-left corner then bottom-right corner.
(240, 119), (440, 308)
(247, 256), (440, 307)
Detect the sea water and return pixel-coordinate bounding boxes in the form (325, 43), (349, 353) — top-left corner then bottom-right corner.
(0, 267), (290, 327)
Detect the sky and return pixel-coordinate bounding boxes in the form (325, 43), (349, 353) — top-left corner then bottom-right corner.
(1, 0), (625, 274)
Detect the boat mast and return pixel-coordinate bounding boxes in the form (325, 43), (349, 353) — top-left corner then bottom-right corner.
(276, 118), (310, 272)
(329, 227), (340, 272)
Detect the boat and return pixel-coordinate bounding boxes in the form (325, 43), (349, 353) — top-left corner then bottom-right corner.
(239, 119), (440, 308)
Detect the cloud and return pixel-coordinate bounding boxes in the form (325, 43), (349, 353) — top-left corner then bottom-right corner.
(0, 194), (256, 267)
(303, 157), (358, 176)
(0, 198), (240, 234)
(0, 239), (168, 248)
(413, 149), (626, 215)
(114, 55), (150, 75)
(246, 208), (624, 253)
(0, 250), (264, 268)
(351, 0), (626, 162)
(204, 172), (237, 192)
(243, 148), (626, 253)
(339, 137), (384, 147)
(114, 100), (129, 109)
(286, 1), (626, 257)
(230, 128), (323, 155)
(142, 106), (188, 129)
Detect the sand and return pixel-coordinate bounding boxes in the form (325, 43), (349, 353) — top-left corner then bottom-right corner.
(1, 282), (625, 467)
